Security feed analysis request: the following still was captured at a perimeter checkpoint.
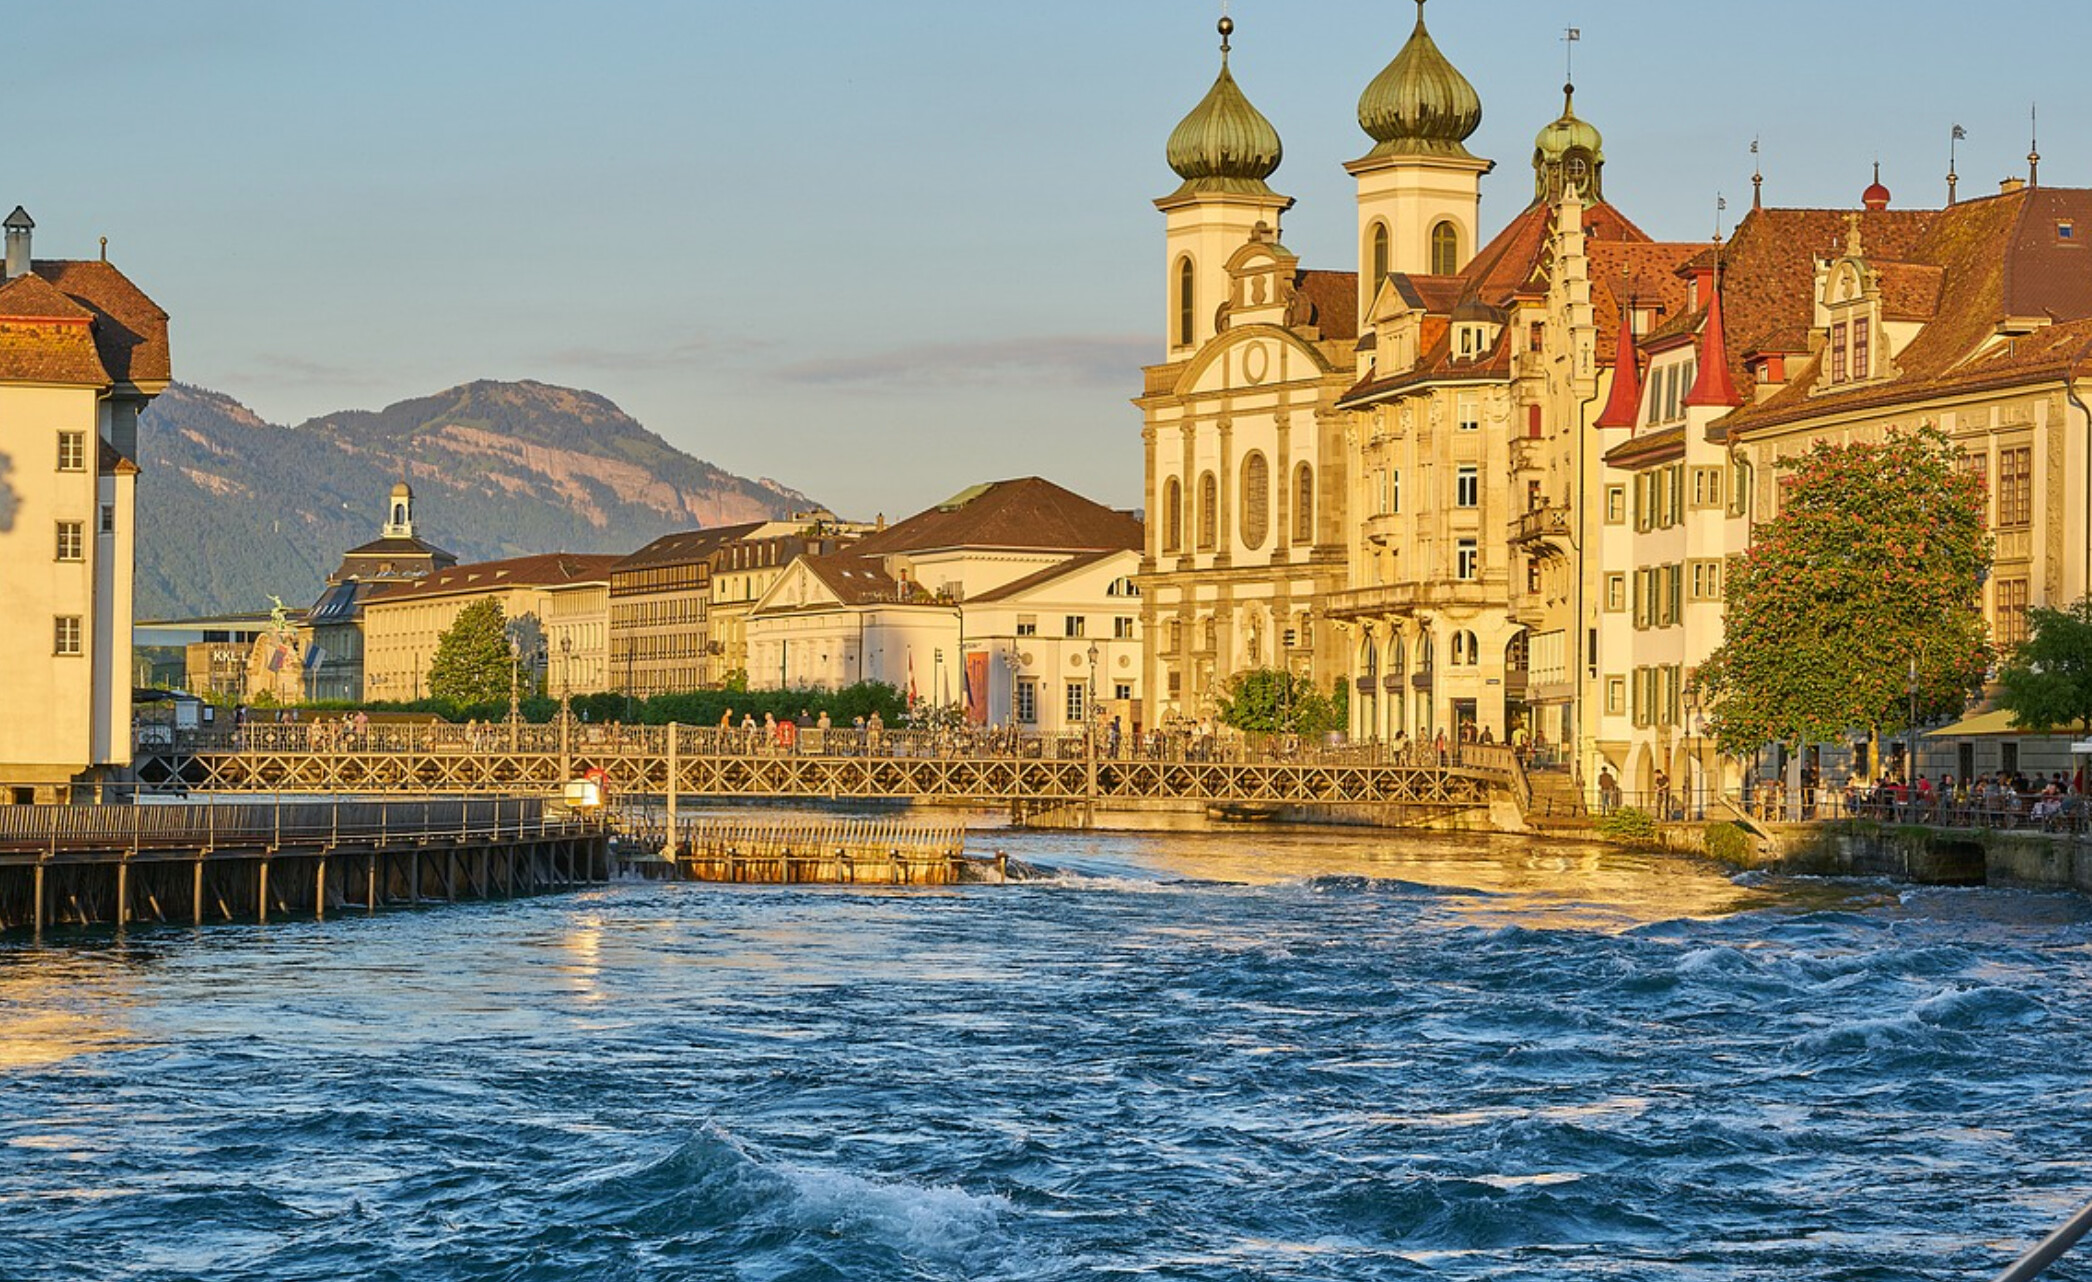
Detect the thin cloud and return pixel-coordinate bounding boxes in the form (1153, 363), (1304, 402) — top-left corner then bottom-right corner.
(542, 332), (781, 373)
(776, 334), (1149, 390)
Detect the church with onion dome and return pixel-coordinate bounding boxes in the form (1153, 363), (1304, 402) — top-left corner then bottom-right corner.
(1138, 1), (2092, 811)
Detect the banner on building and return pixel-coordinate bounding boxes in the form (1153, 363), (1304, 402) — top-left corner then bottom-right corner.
(964, 652), (990, 726)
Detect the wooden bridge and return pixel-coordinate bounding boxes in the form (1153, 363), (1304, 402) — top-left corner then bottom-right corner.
(135, 724), (1530, 823)
(0, 795), (609, 932)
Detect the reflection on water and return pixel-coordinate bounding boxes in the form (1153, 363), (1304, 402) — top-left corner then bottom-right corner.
(2, 820), (2089, 1282)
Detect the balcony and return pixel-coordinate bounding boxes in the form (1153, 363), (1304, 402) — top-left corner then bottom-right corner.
(1325, 581), (1494, 620)
(1510, 436), (1549, 473)
(1508, 504), (1571, 552)
(1363, 512), (1403, 547)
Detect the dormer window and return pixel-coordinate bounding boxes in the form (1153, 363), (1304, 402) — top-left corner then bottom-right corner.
(1851, 317), (1871, 380)
(2060, 221), (2076, 242)
(1830, 322), (1848, 383)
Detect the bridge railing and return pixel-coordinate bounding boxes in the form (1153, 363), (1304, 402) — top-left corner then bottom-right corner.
(0, 794), (598, 856)
(156, 722), (1529, 782)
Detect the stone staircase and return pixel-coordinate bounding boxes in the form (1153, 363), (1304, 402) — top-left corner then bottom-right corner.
(1523, 766), (1595, 832)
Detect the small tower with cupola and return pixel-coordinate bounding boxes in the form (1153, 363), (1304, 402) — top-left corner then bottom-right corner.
(1348, 0), (1492, 317)
(1157, 15), (1292, 358)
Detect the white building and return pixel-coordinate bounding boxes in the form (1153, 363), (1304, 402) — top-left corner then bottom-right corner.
(746, 478), (1145, 733)
(0, 208), (170, 801)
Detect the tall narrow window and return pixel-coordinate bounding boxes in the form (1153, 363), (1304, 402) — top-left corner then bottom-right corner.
(1830, 321), (1848, 383)
(1197, 472), (1218, 550)
(1239, 451), (1270, 549)
(1456, 538), (1479, 581)
(1998, 447), (2033, 527)
(57, 431), (85, 472)
(1294, 463), (1315, 542)
(55, 520), (83, 562)
(1177, 257), (1196, 348)
(1455, 464), (1479, 509)
(1162, 477), (1183, 552)
(1430, 221), (1460, 275)
(1852, 317), (1871, 380)
(1370, 222), (1390, 284)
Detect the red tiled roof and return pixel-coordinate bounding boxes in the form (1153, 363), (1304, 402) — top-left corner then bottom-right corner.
(850, 477), (1142, 557)
(366, 552), (620, 602)
(612, 522), (766, 574)
(34, 259), (172, 386)
(1287, 270), (1359, 341)
(0, 272), (107, 384)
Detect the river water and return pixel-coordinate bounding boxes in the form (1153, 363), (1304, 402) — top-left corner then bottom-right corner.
(3, 822), (2090, 1281)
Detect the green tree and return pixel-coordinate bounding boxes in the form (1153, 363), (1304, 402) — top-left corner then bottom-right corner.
(1997, 598), (2092, 734)
(1216, 668), (1342, 736)
(1691, 428), (1992, 757)
(427, 598), (513, 706)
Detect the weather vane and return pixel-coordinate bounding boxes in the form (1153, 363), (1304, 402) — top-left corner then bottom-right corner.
(1562, 26), (1579, 84)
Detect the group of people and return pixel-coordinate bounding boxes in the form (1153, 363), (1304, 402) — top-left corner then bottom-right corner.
(1843, 769), (2088, 830)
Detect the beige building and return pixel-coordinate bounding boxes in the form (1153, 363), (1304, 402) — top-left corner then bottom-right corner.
(545, 578), (611, 698)
(0, 207), (170, 800)
(608, 523), (760, 697)
(304, 481), (457, 702)
(361, 553), (618, 702)
(709, 514), (872, 685)
(1137, 17), (1354, 729)
(1599, 184), (2092, 802)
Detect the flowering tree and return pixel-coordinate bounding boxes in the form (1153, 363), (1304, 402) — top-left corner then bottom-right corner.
(1691, 428), (1992, 758)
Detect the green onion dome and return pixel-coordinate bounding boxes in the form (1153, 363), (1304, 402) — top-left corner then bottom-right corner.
(1357, 0), (1483, 161)
(1533, 83), (1605, 201)
(1165, 17), (1284, 197)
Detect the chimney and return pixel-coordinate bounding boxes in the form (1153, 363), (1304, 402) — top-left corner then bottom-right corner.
(2000, 177), (2028, 196)
(3, 206), (31, 279)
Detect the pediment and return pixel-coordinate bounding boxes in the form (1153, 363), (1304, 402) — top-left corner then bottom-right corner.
(1171, 324), (1335, 398)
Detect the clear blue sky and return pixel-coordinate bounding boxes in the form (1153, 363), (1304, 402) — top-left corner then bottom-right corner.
(11, 1), (2085, 522)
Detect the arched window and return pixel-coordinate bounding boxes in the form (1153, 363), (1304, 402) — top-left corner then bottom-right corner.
(392, 502), (407, 527)
(1162, 477), (1183, 553)
(1239, 452), (1270, 549)
(1417, 632), (1435, 674)
(1197, 472), (1218, 550)
(1294, 463), (1315, 543)
(1452, 630), (1480, 666)
(1370, 222), (1391, 284)
(1430, 221), (1460, 275)
(1177, 257), (1196, 348)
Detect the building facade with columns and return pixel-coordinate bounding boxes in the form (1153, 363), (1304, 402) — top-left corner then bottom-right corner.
(1136, 15), (1356, 732)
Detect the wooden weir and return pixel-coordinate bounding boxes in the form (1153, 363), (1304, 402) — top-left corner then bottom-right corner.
(657, 816), (998, 886)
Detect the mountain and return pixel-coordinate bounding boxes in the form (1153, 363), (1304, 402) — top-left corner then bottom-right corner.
(135, 380), (815, 618)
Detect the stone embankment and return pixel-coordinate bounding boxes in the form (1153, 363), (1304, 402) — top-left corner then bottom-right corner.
(1647, 817), (2092, 893)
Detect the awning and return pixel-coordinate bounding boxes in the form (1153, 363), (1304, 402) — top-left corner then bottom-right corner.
(1924, 709), (2038, 738)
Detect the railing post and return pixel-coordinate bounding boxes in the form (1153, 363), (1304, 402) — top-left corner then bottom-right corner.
(667, 722), (680, 856)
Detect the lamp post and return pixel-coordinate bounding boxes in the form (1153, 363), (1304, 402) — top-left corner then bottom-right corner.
(1087, 640), (1100, 739)
(1907, 654), (1921, 819)
(559, 634), (574, 725)
(508, 635), (522, 750)
(1683, 685), (1703, 821)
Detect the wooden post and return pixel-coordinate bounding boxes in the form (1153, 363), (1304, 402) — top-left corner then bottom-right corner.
(193, 859), (205, 925)
(667, 723), (680, 858)
(315, 857), (327, 922)
(366, 856), (378, 913)
(409, 851), (420, 904)
(115, 859), (129, 928)
(257, 860), (270, 925)
(32, 863), (44, 934)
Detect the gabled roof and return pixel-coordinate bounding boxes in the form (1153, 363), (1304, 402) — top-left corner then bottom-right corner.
(0, 272), (107, 385)
(366, 552), (620, 603)
(850, 477), (1142, 558)
(341, 533), (456, 563)
(34, 259), (173, 385)
(1603, 423), (1685, 467)
(1717, 188), (2092, 435)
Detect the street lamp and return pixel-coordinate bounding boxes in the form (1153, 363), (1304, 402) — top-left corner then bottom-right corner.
(1087, 640), (1100, 738)
(1907, 654), (1921, 818)
(559, 634), (574, 725)
(1683, 684), (1702, 821)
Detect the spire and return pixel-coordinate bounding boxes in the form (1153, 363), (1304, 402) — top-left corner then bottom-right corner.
(1164, 14), (1284, 198)
(1356, 0), (1483, 161)
(2029, 103), (2041, 189)
(1594, 309), (1642, 428)
(1948, 123), (1965, 206)
(1751, 137), (1763, 210)
(1684, 282), (1743, 409)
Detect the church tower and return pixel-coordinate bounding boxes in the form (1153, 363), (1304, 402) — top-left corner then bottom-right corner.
(1348, 0), (1491, 313)
(1157, 15), (1291, 357)
(383, 480), (417, 539)
(1532, 83), (1604, 205)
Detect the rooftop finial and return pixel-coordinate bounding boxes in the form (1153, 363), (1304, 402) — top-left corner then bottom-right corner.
(98, 236), (108, 262)
(2029, 102), (2041, 188)
(1218, 3), (1232, 54)
(1751, 137), (1763, 210)
(1948, 122), (1965, 206)
(1563, 24), (1579, 87)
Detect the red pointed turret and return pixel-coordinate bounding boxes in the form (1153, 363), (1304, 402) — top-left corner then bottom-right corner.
(1684, 281), (1744, 409)
(1594, 312), (1642, 428)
